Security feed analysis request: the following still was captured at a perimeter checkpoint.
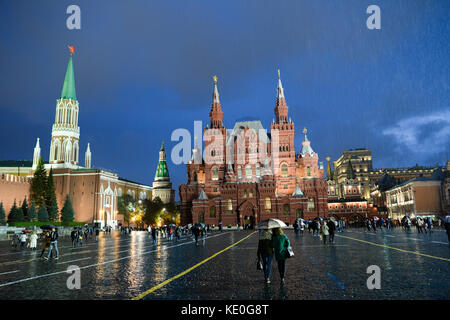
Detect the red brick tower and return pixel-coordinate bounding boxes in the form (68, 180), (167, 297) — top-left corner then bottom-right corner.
(270, 70), (296, 195)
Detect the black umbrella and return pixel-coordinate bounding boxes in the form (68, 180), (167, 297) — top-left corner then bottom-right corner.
(40, 225), (57, 229)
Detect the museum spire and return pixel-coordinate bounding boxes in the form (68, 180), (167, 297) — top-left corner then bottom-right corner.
(209, 75), (224, 128)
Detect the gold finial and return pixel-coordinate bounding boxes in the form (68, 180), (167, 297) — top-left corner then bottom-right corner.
(303, 127), (307, 135)
(278, 69), (280, 79)
(326, 157), (330, 162)
(213, 75), (218, 85)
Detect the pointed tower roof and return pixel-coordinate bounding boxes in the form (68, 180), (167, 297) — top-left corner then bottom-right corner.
(274, 69), (289, 124)
(60, 46), (77, 100)
(300, 127), (315, 156)
(209, 75), (223, 128)
(346, 155), (356, 180)
(326, 156), (334, 181)
(198, 190), (208, 200)
(292, 186), (304, 197)
(155, 141), (170, 180)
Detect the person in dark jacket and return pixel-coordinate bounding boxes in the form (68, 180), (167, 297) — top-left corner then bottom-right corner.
(327, 220), (336, 243)
(271, 227), (290, 284)
(257, 229), (274, 284)
(71, 228), (77, 247)
(45, 228), (59, 260)
(192, 226), (200, 246)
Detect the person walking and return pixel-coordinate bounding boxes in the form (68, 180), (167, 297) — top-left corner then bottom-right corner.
(271, 227), (290, 284)
(257, 229), (274, 284)
(95, 228), (100, 241)
(327, 220), (336, 244)
(299, 220), (305, 235)
(192, 226), (200, 246)
(293, 220), (299, 235)
(29, 231), (38, 250)
(427, 217), (433, 234)
(45, 228), (59, 260)
(218, 221), (223, 232)
(71, 228), (77, 247)
(151, 226), (158, 245)
(40, 231), (50, 258)
(20, 232), (27, 249)
(200, 227), (206, 246)
(444, 215), (450, 244)
(321, 221), (329, 244)
(175, 226), (182, 241)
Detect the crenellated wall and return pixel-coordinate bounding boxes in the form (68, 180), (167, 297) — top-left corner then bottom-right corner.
(0, 174), (31, 216)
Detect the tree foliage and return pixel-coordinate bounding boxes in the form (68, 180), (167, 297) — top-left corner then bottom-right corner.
(31, 157), (47, 209)
(61, 194), (75, 223)
(38, 205), (49, 222)
(28, 202), (37, 222)
(0, 202), (6, 224)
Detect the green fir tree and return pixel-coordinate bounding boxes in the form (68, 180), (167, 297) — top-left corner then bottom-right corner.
(21, 197), (29, 221)
(7, 200), (18, 223)
(31, 157), (47, 209)
(0, 202), (6, 224)
(28, 202), (37, 222)
(61, 195), (75, 223)
(38, 205), (49, 222)
(16, 207), (24, 222)
(48, 196), (59, 222)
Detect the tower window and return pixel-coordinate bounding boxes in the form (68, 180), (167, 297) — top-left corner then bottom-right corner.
(281, 163), (288, 177)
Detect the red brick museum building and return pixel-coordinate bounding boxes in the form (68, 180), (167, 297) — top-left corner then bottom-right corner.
(179, 72), (329, 226)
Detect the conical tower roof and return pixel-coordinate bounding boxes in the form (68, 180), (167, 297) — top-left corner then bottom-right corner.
(60, 47), (77, 100)
(326, 157), (334, 181)
(155, 141), (170, 180)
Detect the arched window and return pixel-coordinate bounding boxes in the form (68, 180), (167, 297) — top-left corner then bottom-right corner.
(238, 166), (242, 179)
(265, 197), (271, 213)
(283, 204), (290, 215)
(307, 167), (311, 176)
(281, 163), (288, 177)
(256, 165), (260, 178)
(243, 189), (247, 198)
(212, 167), (219, 181)
(209, 206), (216, 218)
(307, 198), (315, 212)
(246, 165), (252, 179)
(227, 199), (233, 213)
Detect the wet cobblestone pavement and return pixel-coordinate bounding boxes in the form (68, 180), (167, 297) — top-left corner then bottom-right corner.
(0, 228), (449, 300)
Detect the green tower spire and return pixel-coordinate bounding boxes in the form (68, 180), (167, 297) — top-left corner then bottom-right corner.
(155, 141), (169, 179)
(60, 47), (77, 100)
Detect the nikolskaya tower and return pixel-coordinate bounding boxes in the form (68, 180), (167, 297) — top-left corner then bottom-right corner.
(38, 45), (91, 169)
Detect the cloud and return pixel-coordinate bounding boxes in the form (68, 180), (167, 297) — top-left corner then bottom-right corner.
(382, 109), (450, 155)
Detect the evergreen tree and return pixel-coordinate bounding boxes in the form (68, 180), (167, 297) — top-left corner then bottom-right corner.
(28, 202), (37, 222)
(31, 157), (47, 209)
(61, 195), (75, 223)
(45, 168), (56, 208)
(7, 200), (18, 223)
(21, 197), (29, 221)
(48, 196), (59, 222)
(0, 202), (5, 224)
(38, 205), (49, 222)
(16, 207), (24, 222)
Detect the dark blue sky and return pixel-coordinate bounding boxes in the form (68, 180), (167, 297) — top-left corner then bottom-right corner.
(0, 1), (449, 200)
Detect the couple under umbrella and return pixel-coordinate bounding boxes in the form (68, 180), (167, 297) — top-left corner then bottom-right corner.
(256, 219), (293, 284)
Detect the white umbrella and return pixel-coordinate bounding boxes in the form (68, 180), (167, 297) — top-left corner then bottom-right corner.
(257, 218), (287, 229)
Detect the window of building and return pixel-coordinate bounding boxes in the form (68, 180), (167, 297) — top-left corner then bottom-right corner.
(243, 189), (247, 198)
(307, 198), (315, 212)
(307, 167), (311, 176)
(212, 167), (219, 181)
(246, 165), (252, 179)
(283, 204), (290, 215)
(265, 197), (271, 213)
(209, 206), (216, 218)
(296, 208), (303, 219)
(256, 165), (260, 178)
(227, 199), (233, 213)
(281, 163), (288, 177)
(238, 166), (242, 179)
(284, 184), (288, 189)
(198, 212), (205, 223)
(249, 190), (253, 198)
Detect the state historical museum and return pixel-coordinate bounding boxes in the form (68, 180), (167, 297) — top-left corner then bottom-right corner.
(179, 71), (328, 226)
